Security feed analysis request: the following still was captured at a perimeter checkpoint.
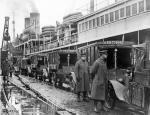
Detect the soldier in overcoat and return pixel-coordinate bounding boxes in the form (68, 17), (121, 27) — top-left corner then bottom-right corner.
(75, 52), (90, 102)
(91, 50), (108, 112)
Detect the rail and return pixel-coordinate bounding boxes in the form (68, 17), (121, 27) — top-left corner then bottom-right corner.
(9, 75), (75, 115)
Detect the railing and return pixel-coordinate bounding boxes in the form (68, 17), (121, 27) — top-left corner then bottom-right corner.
(25, 34), (78, 55)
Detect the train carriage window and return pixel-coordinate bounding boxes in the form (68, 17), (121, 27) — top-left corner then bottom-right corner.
(82, 23), (85, 31)
(120, 8), (125, 18)
(139, 0), (144, 13)
(101, 15), (104, 25)
(105, 14), (109, 24)
(126, 5), (131, 17)
(132, 3), (137, 15)
(96, 17), (100, 27)
(85, 21), (88, 30)
(89, 20), (92, 29)
(115, 10), (119, 21)
(79, 24), (82, 32)
(93, 19), (96, 28)
(110, 12), (114, 22)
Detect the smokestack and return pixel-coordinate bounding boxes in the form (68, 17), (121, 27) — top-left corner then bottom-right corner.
(25, 17), (30, 29)
(30, 12), (40, 38)
(90, 0), (94, 13)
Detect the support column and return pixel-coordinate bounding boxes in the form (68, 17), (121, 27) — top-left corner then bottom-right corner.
(114, 48), (118, 80)
(122, 34), (125, 42)
(138, 31), (140, 44)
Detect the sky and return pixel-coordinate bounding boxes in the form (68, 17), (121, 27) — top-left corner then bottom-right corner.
(0, 0), (116, 45)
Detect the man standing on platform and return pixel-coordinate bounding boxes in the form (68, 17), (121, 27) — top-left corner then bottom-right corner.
(75, 52), (90, 102)
(91, 50), (108, 112)
(2, 59), (10, 83)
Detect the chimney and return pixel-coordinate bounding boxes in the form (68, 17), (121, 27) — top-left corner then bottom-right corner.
(25, 18), (30, 29)
(90, 0), (94, 13)
(30, 12), (40, 34)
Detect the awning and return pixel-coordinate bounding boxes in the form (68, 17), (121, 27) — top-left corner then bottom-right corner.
(98, 41), (134, 49)
(132, 43), (146, 48)
(58, 50), (77, 54)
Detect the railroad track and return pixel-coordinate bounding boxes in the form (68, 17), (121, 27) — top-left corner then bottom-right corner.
(9, 74), (76, 115)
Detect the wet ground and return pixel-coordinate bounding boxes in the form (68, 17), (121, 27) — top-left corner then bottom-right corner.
(3, 83), (58, 115)
(3, 74), (146, 115)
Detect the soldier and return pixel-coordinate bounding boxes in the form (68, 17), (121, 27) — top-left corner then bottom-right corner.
(91, 50), (108, 112)
(75, 52), (90, 102)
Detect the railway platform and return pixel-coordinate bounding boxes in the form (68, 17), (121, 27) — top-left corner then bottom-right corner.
(9, 74), (145, 115)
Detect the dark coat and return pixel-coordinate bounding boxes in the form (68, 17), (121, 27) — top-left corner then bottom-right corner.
(91, 58), (108, 101)
(75, 59), (90, 92)
(2, 61), (10, 76)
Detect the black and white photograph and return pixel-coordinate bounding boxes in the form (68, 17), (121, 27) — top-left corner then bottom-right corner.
(0, 0), (150, 114)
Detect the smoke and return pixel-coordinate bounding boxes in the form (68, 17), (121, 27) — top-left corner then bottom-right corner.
(2, 0), (38, 17)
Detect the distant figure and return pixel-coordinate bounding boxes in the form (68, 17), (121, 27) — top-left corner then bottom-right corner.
(14, 65), (20, 76)
(75, 52), (90, 102)
(91, 50), (108, 112)
(2, 59), (10, 82)
(27, 66), (32, 77)
(43, 68), (48, 82)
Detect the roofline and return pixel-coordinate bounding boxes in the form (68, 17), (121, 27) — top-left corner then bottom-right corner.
(76, 0), (130, 22)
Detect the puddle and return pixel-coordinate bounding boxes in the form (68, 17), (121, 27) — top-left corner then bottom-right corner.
(3, 83), (58, 115)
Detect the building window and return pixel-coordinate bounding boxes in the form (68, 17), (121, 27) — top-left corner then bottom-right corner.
(120, 8), (125, 18)
(93, 19), (96, 28)
(115, 10), (119, 21)
(132, 3), (137, 15)
(139, 0), (144, 13)
(146, 0), (150, 11)
(126, 5), (131, 17)
(89, 20), (92, 29)
(105, 14), (109, 24)
(85, 22), (88, 30)
(110, 12), (114, 22)
(96, 17), (100, 26)
(101, 15), (104, 25)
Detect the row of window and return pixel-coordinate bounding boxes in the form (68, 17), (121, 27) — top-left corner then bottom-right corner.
(79, 0), (145, 33)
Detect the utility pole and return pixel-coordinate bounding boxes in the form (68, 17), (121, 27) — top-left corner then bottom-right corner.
(12, 12), (15, 41)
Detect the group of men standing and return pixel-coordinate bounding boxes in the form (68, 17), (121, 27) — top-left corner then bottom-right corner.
(75, 50), (108, 112)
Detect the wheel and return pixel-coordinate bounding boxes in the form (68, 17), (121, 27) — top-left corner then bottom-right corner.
(105, 81), (116, 109)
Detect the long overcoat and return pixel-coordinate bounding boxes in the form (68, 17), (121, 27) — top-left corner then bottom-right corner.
(91, 58), (108, 101)
(75, 59), (90, 92)
(2, 61), (10, 76)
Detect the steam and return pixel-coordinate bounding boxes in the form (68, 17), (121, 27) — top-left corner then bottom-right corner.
(2, 0), (38, 17)
(0, 0), (39, 36)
